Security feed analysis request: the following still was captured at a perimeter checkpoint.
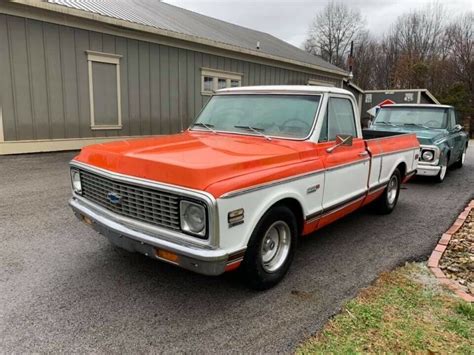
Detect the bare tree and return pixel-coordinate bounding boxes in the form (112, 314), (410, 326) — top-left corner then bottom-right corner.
(381, 2), (448, 89)
(351, 32), (379, 89)
(304, 1), (472, 127)
(390, 2), (446, 62)
(304, 1), (365, 68)
(445, 13), (473, 93)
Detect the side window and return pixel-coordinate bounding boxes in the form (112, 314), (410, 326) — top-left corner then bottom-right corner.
(319, 108), (328, 142)
(455, 111), (462, 125)
(319, 97), (357, 142)
(449, 109), (457, 128)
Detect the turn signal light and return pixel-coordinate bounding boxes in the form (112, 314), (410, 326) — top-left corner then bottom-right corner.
(228, 208), (244, 227)
(155, 249), (179, 263)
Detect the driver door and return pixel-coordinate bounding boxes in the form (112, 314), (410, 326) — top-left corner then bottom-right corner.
(447, 109), (463, 164)
(318, 95), (370, 227)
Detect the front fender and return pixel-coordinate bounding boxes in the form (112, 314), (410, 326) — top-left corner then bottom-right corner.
(437, 142), (451, 165)
(215, 173), (323, 252)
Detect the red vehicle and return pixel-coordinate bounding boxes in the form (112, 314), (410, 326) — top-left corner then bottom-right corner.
(69, 86), (420, 289)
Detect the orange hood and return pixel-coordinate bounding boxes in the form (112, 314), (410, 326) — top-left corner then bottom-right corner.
(74, 131), (321, 198)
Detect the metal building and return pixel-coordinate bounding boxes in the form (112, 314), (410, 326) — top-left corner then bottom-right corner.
(0, 0), (347, 154)
(362, 89), (440, 116)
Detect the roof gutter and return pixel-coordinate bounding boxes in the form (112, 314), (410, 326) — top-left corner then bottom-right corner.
(10, 0), (348, 78)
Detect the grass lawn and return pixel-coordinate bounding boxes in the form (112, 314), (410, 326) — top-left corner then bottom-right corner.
(297, 263), (473, 353)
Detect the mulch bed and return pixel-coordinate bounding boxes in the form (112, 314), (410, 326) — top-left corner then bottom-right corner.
(439, 209), (474, 295)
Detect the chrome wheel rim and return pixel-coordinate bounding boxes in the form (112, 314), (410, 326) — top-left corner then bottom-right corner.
(260, 221), (291, 273)
(461, 150), (466, 164)
(387, 174), (398, 205)
(439, 164), (447, 180)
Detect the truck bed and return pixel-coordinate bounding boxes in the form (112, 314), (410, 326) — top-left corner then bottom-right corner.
(362, 129), (409, 140)
(363, 129), (418, 156)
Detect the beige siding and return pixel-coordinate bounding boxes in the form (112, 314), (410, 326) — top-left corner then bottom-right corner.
(0, 14), (341, 142)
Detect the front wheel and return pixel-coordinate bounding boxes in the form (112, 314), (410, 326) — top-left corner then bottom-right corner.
(435, 160), (448, 183)
(452, 145), (467, 169)
(372, 169), (401, 214)
(241, 205), (297, 290)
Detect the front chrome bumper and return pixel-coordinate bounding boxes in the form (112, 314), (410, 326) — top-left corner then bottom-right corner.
(69, 197), (230, 276)
(416, 164), (441, 176)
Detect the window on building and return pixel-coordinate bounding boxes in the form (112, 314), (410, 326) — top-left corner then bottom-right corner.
(319, 97), (357, 142)
(86, 50), (122, 130)
(203, 76), (214, 92)
(217, 78), (227, 90)
(201, 68), (242, 95)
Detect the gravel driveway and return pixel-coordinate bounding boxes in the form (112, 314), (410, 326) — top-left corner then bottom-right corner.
(1, 146), (473, 353)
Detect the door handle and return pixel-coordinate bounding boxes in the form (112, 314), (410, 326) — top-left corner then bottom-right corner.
(359, 152), (369, 157)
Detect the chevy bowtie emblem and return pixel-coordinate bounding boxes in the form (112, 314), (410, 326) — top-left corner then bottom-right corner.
(106, 191), (122, 205)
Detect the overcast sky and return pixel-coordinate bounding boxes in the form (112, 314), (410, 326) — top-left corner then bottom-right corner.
(163, 0), (472, 47)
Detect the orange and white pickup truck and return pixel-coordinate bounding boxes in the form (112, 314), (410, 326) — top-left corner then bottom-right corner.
(69, 86), (420, 289)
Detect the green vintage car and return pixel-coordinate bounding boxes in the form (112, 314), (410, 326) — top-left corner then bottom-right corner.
(368, 104), (469, 182)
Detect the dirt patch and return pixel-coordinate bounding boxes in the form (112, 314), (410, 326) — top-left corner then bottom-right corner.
(439, 210), (474, 295)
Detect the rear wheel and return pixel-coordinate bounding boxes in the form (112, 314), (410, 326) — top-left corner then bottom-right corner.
(452, 145), (467, 169)
(372, 169), (401, 214)
(241, 205), (297, 290)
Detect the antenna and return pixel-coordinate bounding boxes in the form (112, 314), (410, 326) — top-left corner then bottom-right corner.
(348, 40), (354, 82)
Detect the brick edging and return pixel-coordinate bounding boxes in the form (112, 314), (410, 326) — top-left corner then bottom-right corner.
(428, 200), (474, 303)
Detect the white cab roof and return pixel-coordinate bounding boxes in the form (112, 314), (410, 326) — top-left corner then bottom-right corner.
(381, 103), (453, 109)
(216, 85), (352, 95)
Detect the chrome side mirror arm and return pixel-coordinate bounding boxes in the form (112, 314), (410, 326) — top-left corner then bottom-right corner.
(326, 135), (353, 153)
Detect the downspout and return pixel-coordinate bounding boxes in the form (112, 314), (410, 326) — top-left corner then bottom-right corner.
(0, 105), (4, 143)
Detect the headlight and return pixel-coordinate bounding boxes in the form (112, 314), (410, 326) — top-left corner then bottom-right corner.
(70, 169), (82, 194)
(421, 150), (434, 162)
(180, 200), (206, 237)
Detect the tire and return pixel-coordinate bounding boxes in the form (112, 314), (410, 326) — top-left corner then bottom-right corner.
(452, 145), (467, 169)
(241, 205), (298, 290)
(372, 169), (401, 214)
(434, 158), (448, 183)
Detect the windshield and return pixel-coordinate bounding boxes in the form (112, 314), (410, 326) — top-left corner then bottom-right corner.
(374, 107), (448, 129)
(191, 94), (321, 139)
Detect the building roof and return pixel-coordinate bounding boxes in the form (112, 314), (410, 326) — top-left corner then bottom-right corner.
(343, 79), (364, 94)
(42, 0), (346, 76)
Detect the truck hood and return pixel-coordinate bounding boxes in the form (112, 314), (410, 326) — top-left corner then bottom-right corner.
(74, 131), (315, 196)
(369, 125), (446, 145)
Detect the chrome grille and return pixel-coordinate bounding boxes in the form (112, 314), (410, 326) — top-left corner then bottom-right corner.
(79, 170), (180, 231)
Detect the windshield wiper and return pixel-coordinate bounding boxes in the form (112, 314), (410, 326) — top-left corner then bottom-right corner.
(193, 122), (217, 133)
(234, 125), (271, 140)
(403, 123), (429, 129)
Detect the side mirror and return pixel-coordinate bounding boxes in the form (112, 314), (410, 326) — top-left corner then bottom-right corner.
(451, 124), (462, 133)
(326, 134), (353, 153)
